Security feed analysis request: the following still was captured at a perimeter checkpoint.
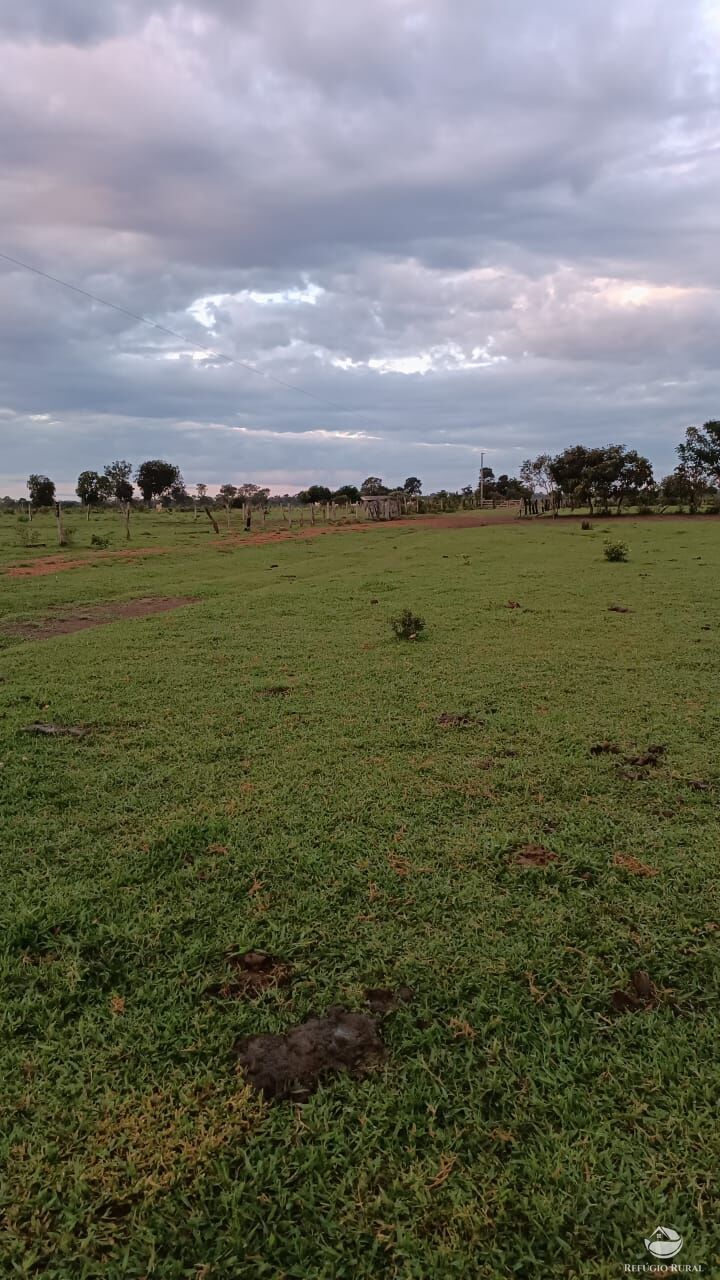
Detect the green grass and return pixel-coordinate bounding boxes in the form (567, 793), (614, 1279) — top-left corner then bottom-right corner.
(1, 514), (719, 1277)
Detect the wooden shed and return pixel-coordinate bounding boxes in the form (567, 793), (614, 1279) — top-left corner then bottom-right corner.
(359, 492), (404, 520)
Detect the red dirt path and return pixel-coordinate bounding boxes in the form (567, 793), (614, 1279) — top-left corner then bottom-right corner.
(5, 546), (170, 578)
(5, 513), (517, 576)
(4, 509), (708, 577)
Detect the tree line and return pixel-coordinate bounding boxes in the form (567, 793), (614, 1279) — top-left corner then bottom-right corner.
(7, 423), (720, 519)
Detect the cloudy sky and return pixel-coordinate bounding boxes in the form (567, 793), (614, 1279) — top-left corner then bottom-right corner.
(1, 0), (719, 497)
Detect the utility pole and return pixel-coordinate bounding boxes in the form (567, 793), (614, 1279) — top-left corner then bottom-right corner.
(480, 451), (485, 508)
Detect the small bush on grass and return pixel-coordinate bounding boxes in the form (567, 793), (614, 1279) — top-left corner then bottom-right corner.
(14, 522), (40, 547)
(91, 534), (111, 549)
(603, 540), (629, 562)
(390, 608), (426, 641)
(581, 520), (592, 530)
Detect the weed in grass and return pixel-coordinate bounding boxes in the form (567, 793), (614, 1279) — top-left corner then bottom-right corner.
(390, 606), (426, 640)
(603, 538), (629, 561)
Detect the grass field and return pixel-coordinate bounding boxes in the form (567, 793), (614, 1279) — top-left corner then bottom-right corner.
(1, 511), (719, 1278)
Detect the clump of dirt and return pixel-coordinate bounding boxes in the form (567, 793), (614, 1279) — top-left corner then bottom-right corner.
(608, 604), (632, 613)
(625, 744), (666, 768)
(259, 684), (291, 697)
(683, 778), (712, 792)
(613, 852), (660, 877)
(3, 597), (199, 642)
(364, 986), (414, 1015)
(235, 1007), (385, 1100)
(208, 950), (293, 1001)
(513, 844), (559, 868)
(590, 741), (620, 755)
(20, 722), (89, 738)
(611, 970), (657, 1013)
(437, 712), (485, 729)
(618, 744), (667, 781)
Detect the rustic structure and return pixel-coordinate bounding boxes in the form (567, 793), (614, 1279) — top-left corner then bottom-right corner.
(359, 492), (404, 520)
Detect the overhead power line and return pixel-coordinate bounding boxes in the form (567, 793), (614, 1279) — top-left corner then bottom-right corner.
(0, 249), (349, 412)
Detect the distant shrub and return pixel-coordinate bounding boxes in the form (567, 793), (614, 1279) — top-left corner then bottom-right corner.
(91, 534), (111, 549)
(390, 607), (426, 641)
(581, 520), (592, 530)
(14, 522), (39, 547)
(603, 540), (629, 562)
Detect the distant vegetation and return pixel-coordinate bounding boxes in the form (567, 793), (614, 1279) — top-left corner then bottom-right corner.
(4, 422), (720, 532)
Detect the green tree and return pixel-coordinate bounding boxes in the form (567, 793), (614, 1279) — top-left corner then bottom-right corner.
(612, 449), (654, 512)
(27, 474), (55, 511)
(236, 483), (270, 507)
(403, 476), (422, 496)
(217, 484), (237, 529)
(660, 463), (707, 511)
(103, 460), (134, 503)
(168, 482), (189, 505)
(494, 474), (524, 499)
(333, 484), (360, 503)
(519, 455), (553, 496)
(299, 485), (332, 504)
(136, 460), (182, 505)
(361, 476), (387, 495)
(76, 469), (111, 519)
(550, 445), (653, 514)
(549, 446), (606, 514)
(677, 422), (720, 488)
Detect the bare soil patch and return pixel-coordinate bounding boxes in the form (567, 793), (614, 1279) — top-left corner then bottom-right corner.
(208, 950), (293, 1001)
(6, 547), (169, 578)
(512, 844), (559, 868)
(364, 986), (414, 1015)
(437, 712), (485, 729)
(613, 852), (660, 877)
(20, 722), (89, 738)
(611, 970), (657, 1013)
(235, 1007), (385, 1101)
(625, 744), (666, 768)
(3, 596), (199, 642)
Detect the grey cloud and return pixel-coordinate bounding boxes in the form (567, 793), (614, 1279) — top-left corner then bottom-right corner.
(1, 0), (719, 495)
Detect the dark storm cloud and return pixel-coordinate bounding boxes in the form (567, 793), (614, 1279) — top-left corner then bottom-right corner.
(1, 0), (719, 496)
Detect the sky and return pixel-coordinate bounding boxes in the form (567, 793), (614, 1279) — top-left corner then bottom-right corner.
(1, 0), (719, 498)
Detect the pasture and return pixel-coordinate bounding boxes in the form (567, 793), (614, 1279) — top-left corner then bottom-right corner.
(1, 511), (719, 1278)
